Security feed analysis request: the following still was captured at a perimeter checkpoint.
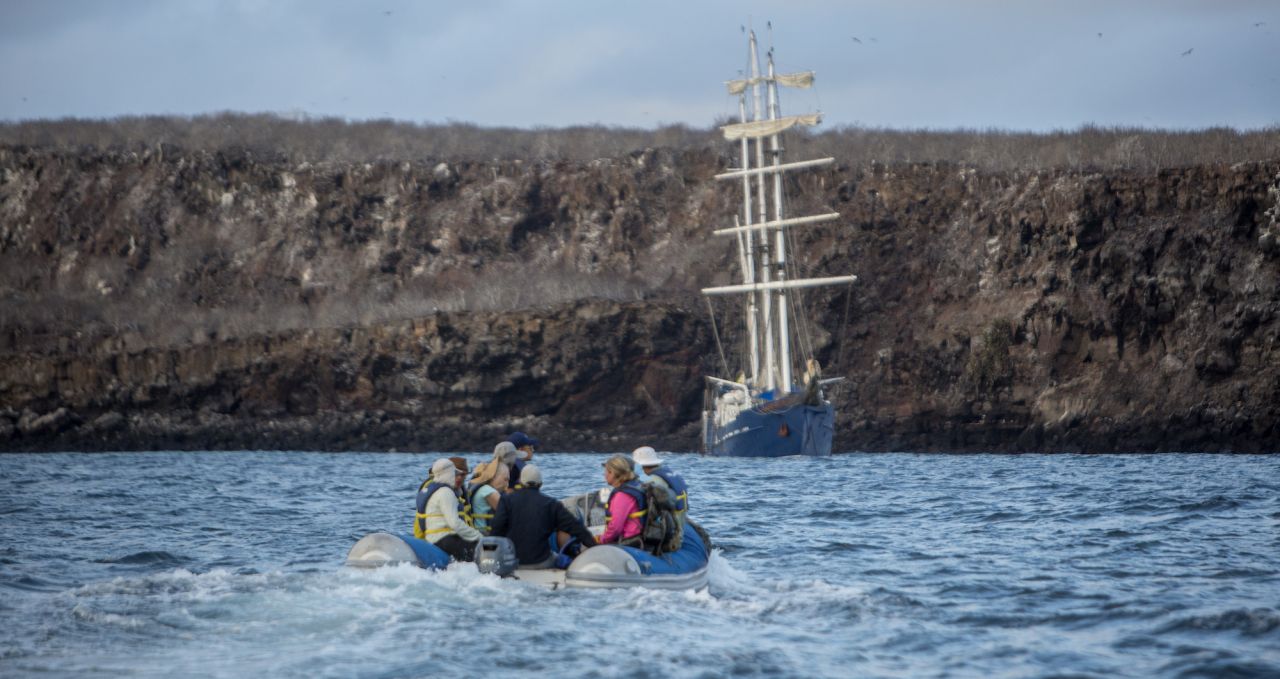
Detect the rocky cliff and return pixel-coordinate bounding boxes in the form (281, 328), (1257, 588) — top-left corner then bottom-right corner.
(2, 142), (1278, 452)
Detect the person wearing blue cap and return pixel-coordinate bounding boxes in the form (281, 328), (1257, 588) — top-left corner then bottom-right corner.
(505, 431), (539, 481)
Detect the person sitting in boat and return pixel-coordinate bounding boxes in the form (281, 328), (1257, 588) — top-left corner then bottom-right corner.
(414, 458), (481, 562)
(600, 454), (646, 547)
(491, 441), (522, 492)
(449, 456), (473, 526)
(505, 431), (538, 477)
(467, 459), (509, 535)
(490, 464), (597, 569)
(632, 446), (689, 523)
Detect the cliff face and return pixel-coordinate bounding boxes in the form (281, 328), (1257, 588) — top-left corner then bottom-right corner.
(815, 163), (1280, 451)
(1, 144), (1277, 452)
(0, 299), (706, 451)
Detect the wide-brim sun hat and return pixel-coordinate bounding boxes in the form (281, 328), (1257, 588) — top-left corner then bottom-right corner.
(471, 461), (497, 486)
(632, 446), (663, 466)
(430, 458), (456, 482)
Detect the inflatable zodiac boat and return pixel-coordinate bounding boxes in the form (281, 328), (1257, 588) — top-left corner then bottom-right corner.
(346, 490), (710, 591)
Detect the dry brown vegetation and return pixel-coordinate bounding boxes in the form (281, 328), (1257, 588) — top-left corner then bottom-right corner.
(3, 113), (1278, 353)
(0, 262), (650, 352)
(804, 124), (1280, 171)
(2, 113), (1278, 169)
(0, 113), (715, 164)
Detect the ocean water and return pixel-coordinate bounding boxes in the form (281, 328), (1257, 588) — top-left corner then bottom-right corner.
(0, 451), (1276, 678)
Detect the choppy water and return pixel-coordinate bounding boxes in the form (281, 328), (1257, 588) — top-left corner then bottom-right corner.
(0, 452), (1277, 678)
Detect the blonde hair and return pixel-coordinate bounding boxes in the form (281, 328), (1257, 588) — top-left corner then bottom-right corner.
(604, 454), (636, 483)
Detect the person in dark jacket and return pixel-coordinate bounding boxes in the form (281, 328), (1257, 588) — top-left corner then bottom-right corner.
(490, 464), (597, 569)
(504, 431), (539, 481)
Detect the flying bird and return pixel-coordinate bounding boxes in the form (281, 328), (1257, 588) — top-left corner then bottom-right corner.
(383, 10), (391, 15)
(1255, 21), (1266, 27)
(851, 36), (862, 44)
(1180, 47), (1193, 56)
(1097, 32), (1103, 38)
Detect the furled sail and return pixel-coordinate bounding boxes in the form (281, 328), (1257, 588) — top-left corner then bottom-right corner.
(725, 71), (815, 95)
(720, 113), (822, 141)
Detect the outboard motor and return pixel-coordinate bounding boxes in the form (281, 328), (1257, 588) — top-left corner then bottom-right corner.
(476, 536), (519, 576)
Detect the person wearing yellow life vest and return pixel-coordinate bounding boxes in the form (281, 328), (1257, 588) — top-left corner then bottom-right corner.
(448, 456), (473, 526)
(600, 454), (646, 547)
(414, 458), (481, 561)
(490, 464), (597, 568)
(467, 458), (510, 535)
(632, 446), (689, 523)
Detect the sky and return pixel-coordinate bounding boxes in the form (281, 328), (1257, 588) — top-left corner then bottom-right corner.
(1, 0), (1277, 132)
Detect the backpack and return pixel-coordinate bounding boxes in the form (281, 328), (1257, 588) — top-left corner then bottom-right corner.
(640, 481), (683, 555)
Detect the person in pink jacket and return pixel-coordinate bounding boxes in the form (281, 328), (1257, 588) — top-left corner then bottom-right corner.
(599, 454), (646, 546)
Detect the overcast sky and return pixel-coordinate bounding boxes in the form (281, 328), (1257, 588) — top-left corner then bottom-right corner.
(1, 1), (1277, 131)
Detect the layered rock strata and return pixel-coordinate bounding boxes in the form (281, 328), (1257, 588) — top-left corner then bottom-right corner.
(1, 145), (1277, 452)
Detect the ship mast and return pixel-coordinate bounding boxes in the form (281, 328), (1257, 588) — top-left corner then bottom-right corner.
(767, 49), (791, 391)
(708, 28), (857, 395)
(749, 32), (775, 392)
(739, 36), (761, 388)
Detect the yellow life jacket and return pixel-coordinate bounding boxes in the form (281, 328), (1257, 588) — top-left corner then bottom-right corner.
(605, 481), (648, 522)
(413, 481), (462, 539)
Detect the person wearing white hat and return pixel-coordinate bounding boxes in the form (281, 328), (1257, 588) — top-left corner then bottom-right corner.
(632, 446), (689, 523)
(490, 464), (597, 568)
(414, 458), (482, 561)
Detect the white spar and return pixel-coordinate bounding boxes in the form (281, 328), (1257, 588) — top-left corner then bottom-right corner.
(712, 212), (840, 236)
(714, 157), (835, 181)
(702, 275), (858, 296)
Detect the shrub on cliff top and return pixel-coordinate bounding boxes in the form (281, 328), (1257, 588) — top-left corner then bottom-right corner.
(2, 114), (1278, 170)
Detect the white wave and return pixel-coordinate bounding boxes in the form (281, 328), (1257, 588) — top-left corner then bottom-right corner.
(71, 603), (145, 629)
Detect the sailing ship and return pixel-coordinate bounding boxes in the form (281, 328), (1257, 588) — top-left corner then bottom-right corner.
(701, 29), (857, 457)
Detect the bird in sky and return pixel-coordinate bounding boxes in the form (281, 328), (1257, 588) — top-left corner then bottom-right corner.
(1097, 32), (1103, 38)
(851, 36), (862, 44)
(1254, 21), (1266, 27)
(1180, 47), (1193, 56)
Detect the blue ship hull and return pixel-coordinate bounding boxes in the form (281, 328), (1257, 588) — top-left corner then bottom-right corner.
(705, 401), (834, 457)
